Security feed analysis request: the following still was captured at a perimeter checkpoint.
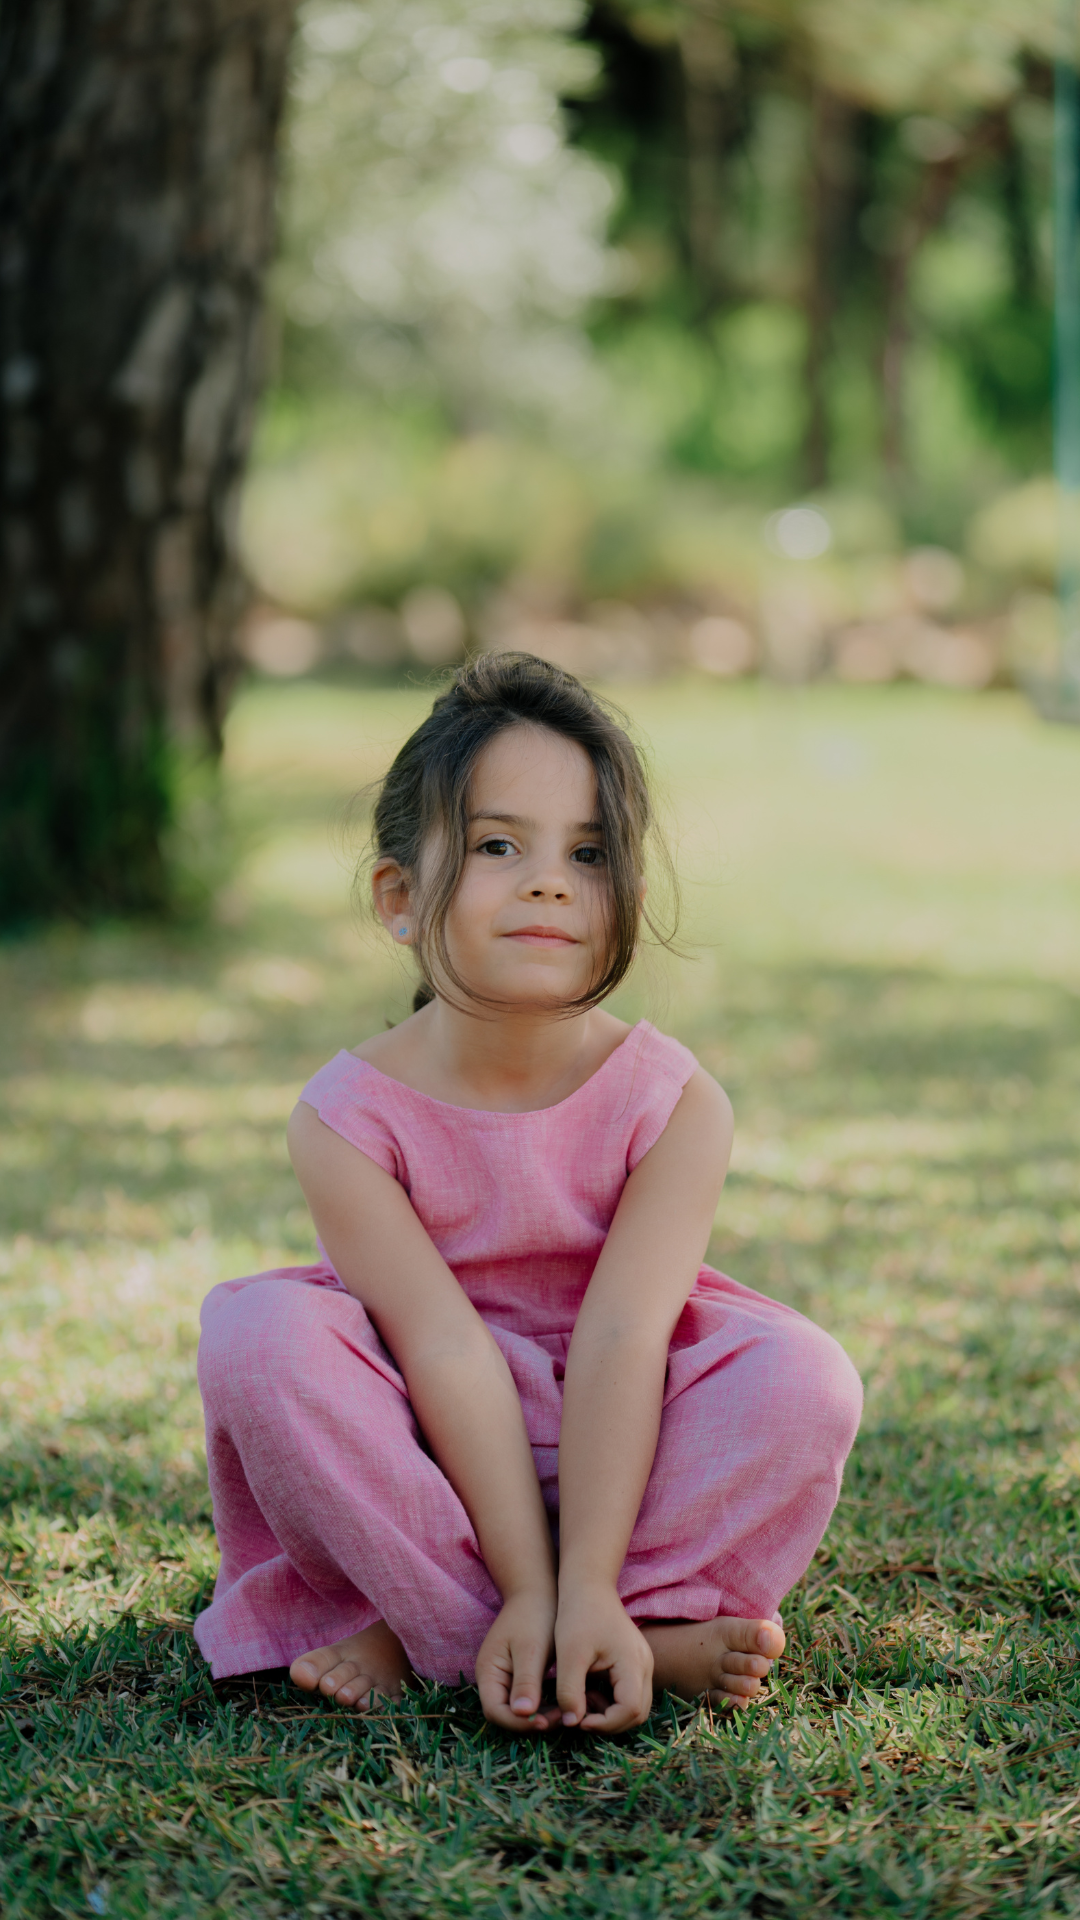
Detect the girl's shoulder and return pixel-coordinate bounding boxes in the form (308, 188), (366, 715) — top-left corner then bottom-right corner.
(296, 1022), (711, 1191)
(626, 1018), (700, 1086)
(297, 1049), (409, 1180)
(576, 1017), (698, 1097)
(609, 1021), (703, 1171)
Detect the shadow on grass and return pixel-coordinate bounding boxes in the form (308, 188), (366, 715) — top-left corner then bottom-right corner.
(0, 1426), (211, 1529)
(0, 955), (1076, 1250)
(702, 956), (1080, 1102)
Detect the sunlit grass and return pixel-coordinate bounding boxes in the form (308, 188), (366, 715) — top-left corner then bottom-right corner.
(2, 676), (1080, 1915)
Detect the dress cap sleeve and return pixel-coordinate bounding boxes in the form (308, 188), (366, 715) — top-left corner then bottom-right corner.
(298, 1053), (403, 1182)
(624, 1025), (701, 1173)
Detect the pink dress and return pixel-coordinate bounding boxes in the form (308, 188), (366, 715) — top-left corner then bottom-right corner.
(194, 1021), (861, 1681)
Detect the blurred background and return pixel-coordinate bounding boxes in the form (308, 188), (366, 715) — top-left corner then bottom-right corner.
(3, 18), (1080, 1902)
(240, 0), (1065, 695)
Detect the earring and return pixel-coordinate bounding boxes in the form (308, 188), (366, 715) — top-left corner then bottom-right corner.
(397, 925), (408, 939)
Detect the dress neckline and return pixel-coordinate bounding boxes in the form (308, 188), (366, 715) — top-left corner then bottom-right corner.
(342, 1019), (651, 1118)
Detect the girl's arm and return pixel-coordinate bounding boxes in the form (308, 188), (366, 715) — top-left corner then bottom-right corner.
(554, 1067), (734, 1731)
(288, 1102), (559, 1728)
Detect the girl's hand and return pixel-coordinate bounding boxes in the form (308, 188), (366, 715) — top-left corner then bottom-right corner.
(554, 1582), (653, 1732)
(476, 1591), (559, 1732)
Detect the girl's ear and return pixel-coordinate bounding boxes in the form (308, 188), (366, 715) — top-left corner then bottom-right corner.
(372, 858), (413, 937)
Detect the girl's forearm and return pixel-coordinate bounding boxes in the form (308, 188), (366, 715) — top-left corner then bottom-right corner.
(403, 1332), (557, 1602)
(288, 1116), (554, 1605)
(555, 1072), (733, 1596)
(556, 1325), (668, 1589)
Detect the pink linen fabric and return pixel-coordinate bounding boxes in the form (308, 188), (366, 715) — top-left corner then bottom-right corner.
(194, 1021), (862, 1682)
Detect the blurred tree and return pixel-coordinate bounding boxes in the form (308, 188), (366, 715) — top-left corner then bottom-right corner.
(278, 0), (612, 437)
(804, 84), (857, 486)
(0, 0), (296, 922)
(677, 10), (739, 312)
(233, 0), (1066, 631)
(876, 112), (1003, 478)
(576, 0), (1060, 488)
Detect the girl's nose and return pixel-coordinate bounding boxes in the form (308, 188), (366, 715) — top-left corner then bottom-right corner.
(522, 858), (573, 900)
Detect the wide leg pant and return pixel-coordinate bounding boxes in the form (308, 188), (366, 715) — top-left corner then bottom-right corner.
(193, 1267), (862, 1682)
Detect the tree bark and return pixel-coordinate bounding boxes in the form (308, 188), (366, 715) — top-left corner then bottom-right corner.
(678, 11), (735, 316)
(877, 113), (1009, 484)
(999, 107), (1035, 306)
(0, 0), (297, 920)
(879, 153), (963, 483)
(803, 85), (855, 490)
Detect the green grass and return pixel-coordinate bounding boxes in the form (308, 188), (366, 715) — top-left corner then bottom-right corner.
(3, 675), (1080, 1917)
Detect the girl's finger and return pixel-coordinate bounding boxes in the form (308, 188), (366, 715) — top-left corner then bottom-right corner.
(484, 1697), (559, 1733)
(478, 1657), (556, 1734)
(477, 1671), (510, 1719)
(579, 1657), (650, 1732)
(476, 1640), (516, 1716)
(579, 1694), (644, 1732)
(509, 1646), (548, 1718)
(555, 1649), (592, 1727)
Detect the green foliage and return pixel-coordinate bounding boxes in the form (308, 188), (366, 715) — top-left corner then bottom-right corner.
(581, 4), (1057, 484)
(595, 305), (808, 477)
(3, 681), (1080, 1913)
(950, 301), (1054, 449)
(279, 0), (612, 433)
(776, 0), (1060, 115)
(249, 0), (1065, 634)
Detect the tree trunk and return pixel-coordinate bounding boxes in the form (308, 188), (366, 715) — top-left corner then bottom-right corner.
(999, 108), (1035, 305)
(0, 0), (297, 921)
(803, 85), (855, 490)
(678, 11), (735, 316)
(878, 115), (1008, 484)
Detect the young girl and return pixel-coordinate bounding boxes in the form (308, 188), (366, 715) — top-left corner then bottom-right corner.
(195, 653), (861, 1733)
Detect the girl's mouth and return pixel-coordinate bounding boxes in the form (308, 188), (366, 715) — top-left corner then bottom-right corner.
(504, 926), (579, 946)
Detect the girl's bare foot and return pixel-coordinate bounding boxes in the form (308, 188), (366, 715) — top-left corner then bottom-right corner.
(641, 1617), (785, 1710)
(290, 1619), (414, 1708)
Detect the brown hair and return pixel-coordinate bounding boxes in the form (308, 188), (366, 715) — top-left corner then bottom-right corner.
(367, 651), (678, 1013)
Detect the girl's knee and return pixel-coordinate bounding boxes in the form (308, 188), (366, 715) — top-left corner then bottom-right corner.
(198, 1278), (334, 1403)
(780, 1318), (863, 1449)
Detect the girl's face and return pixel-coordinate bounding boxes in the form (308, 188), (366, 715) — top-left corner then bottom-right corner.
(436, 724), (611, 1009)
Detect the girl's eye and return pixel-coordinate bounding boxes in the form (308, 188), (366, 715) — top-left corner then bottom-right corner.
(477, 837), (515, 857)
(572, 844), (605, 867)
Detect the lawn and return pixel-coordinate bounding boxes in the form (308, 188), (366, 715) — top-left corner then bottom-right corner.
(2, 673), (1080, 1918)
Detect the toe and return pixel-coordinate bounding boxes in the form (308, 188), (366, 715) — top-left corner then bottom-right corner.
(718, 1651), (771, 1678)
(290, 1652), (329, 1690)
(707, 1685), (757, 1711)
(324, 1659), (386, 1706)
(319, 1657), (366, 1696)
(713, 1672), (763, 1699)
(336, 1676), (377, 1706)
(718, 1617), (785, 1659)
